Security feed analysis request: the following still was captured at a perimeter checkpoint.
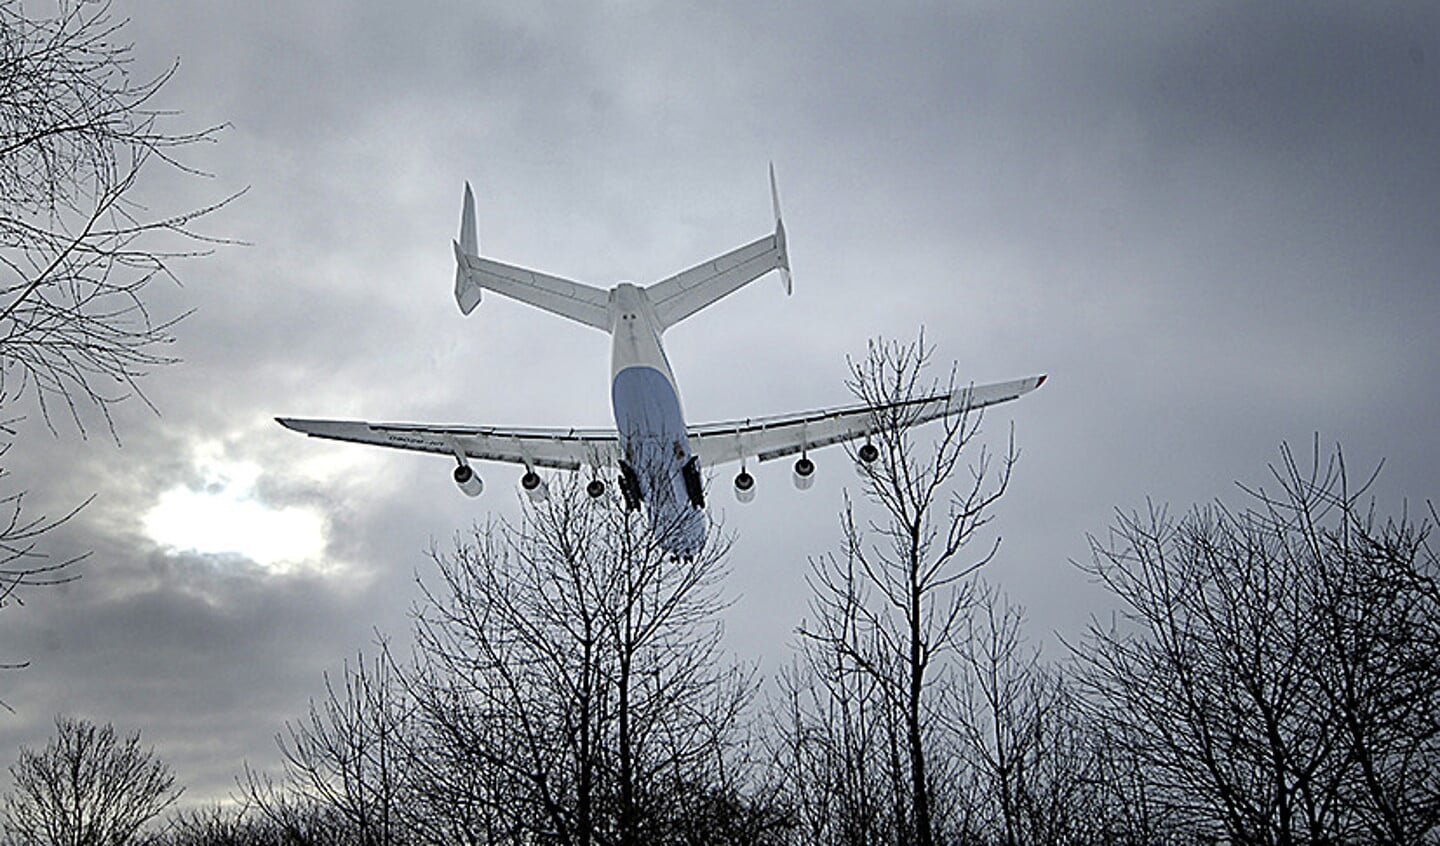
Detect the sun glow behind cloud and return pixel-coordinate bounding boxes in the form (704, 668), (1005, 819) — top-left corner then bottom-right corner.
(143, 459), (328, 573)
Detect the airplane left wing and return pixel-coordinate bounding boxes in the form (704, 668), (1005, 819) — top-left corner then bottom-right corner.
(688, 375), (1046, 467)
(275, 418), (619, 471)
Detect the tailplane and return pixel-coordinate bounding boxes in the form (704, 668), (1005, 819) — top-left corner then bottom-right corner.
(448, 182), (612, 331)
(645, 164), (793, 329)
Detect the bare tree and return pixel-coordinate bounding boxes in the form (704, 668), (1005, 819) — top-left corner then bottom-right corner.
(1, 715), (182, 846)
(1, 0), (236, 434)
(793, 334), (1017, 846)
(158, 803), (324, 846)
(775, 630), (923, 846)
(0, 0), (237, 630)
(953, 584), (1140, 846)
(1071, 441), (1440, 845)
(0, 462), (85, 612)
(404, 476), (764, 846)
(238, 652), (416, 846)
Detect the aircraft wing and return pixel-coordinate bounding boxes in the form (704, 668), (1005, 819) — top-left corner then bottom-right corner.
(276, 374), (1043, 472)
(275, 417), (619, 471)
(688, 375), (1046, 467)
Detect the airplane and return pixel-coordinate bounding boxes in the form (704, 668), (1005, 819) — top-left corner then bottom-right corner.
(277, 167), (1045, 559)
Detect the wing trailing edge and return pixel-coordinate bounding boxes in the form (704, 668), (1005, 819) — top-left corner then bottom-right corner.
(688, 374), (1047, 467)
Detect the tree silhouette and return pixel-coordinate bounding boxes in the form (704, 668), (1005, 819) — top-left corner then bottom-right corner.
(1, 715), (181, 846)
(404, 478), (765, 845)
(0, 0), (237, 674)
(1072, 442), (1440, 844)
(788, 334), (1016, 846)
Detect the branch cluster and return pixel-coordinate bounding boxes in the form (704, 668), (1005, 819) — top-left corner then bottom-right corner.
(0, 0), (239, 680)
(1, 715), (181, 845)
(1, 0), (238, 434)
(235, 478), (776, 846)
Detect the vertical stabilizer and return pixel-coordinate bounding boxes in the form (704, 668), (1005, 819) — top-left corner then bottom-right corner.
(459, 182), (478, 256)
(454, 182), (483, 314)
(770, 162), (791, 295)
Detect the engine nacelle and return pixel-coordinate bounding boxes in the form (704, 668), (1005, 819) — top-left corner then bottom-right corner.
(521, 470), (549, 502)
(792, 457), (815, 491)
(734, 470), (756, 504)
(856, 442), (880, 477)
(586, 479), (606, 499)
(453, 464), (483, 497)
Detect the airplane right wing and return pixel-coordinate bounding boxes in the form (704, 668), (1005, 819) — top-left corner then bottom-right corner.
(688, 375), (1046, 467)
(276, 417), (619, 471)
(452, 183), (613, 332)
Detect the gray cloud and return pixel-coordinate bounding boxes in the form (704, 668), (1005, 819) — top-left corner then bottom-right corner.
(1, 0), (1436, 806)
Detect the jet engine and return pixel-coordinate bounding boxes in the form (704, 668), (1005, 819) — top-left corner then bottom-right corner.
(792, 457), (815, 490)
(453, 463), (483, 497)
(733, 470), (756, 503)
(855, 442), (880, 477)
(521, 470), (549, 502)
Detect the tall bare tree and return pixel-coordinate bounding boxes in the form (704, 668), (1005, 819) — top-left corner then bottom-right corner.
(793, 334), (1017, 846)
(953, 584), (1138, 846)
(404, 477), (766, 846)
(0, 0), (237, 687)
(1, 0), (235, 434)
(1, 715), (182, 846)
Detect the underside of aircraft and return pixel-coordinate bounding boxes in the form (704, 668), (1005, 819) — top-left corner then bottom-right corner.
(278, 167), (1045, 557)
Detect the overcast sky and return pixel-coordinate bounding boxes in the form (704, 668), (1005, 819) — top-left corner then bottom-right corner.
(2, 0), (1437, 807)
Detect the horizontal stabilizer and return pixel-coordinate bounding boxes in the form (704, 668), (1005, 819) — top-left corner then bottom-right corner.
(645, 165), (794, 329)
(448, 182), (612, 331)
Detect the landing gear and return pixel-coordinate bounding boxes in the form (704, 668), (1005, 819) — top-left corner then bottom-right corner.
(681, 456), (705, 508)
(617, 461), (643, 512)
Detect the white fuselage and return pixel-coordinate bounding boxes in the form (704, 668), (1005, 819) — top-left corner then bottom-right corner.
(606, 283), (706, 557)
